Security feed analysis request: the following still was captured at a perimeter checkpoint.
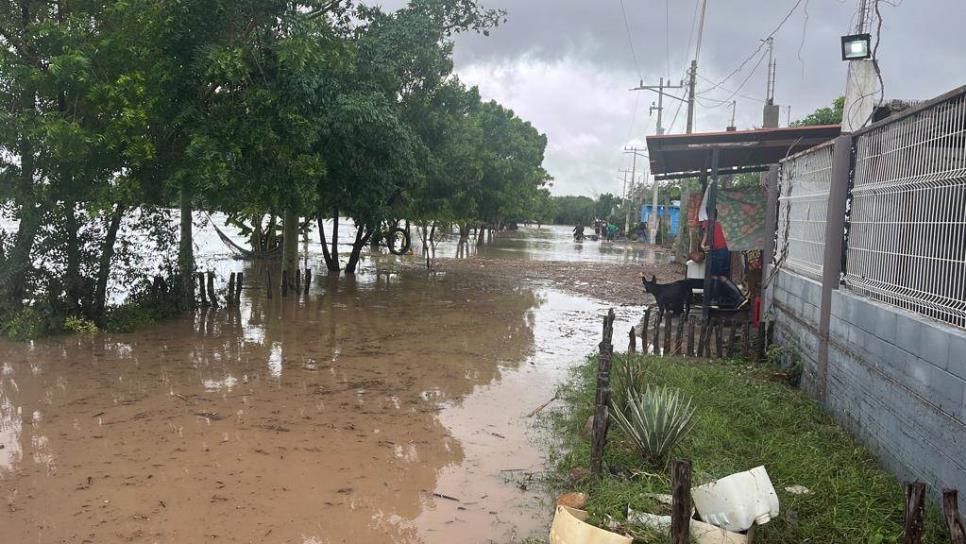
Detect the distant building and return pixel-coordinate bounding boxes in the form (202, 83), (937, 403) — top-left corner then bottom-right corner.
(640, 204), (680, 235)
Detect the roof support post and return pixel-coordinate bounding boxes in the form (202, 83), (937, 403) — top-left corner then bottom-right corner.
(702, 148), (720, 320)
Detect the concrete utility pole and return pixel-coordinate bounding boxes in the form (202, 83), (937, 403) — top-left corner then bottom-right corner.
(686, 0), (709, 134)
(762, 37), (780, 128)
(842, 0), (878, 132)
(623, 148), (647, 235)
(630, 79), (684, 243)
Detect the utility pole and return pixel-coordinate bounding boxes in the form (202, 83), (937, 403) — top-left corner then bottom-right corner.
(630, 80), (684, 243)
(686, 0), (709, 134)
(762, 37), (780, 128)
(623, 147), (647, 236)
(842, 0), (878, 131)
(727, 100), (737, 131)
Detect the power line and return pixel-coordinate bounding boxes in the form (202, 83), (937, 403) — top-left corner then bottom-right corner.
(618, 0), (642, 79)
(700, 0), (806, 94)
(665, 0), (671, 79)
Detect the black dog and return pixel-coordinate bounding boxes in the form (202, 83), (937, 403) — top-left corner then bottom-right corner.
(642, 274), (692, 316)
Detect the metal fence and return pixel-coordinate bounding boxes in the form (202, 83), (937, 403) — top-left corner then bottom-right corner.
(775, 141), (835, 280)
(844, 89), (966, 328)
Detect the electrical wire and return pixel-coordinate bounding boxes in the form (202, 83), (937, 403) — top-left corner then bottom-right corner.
(700, 0), (806, 95)
(618, 0), (643, 80)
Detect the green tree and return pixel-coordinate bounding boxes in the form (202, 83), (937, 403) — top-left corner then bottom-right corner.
(792, 96), (845, 126)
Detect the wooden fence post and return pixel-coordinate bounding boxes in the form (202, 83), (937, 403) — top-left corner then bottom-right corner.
(304, 268), (312, 292)
(697, 317), (709, 357)
(903, 482), (926, 544)
(266, 270), (273, 299)
(281, 270), (289, 297)
(206, 272), (218, 308)
(727, 320), (738, 357)
(197, 273), (207, 306)
(944, 490), (965, 544)
(235, 272), (243, 302)
(652, 311), (662, 356)
(675, 316), (685, 356)
(628, 327), (636, 354)
(757, 321), (768, 361)
(687, 315), (696, 357)
(227, 273), (236, 305)
(663, 312), (672, 355)
(641, 308), (651, 354)
(671, 459), (692, 544)
(590, 309), (616, 477)
(295, 269), (302, 294)
(742, 320), (752, 359)
(713, 320), (724, 358)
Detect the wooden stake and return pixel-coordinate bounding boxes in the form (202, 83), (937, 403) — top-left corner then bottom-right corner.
(943, 489), (965, 544)
(757, 321), (768, 361)
(295, 269), (302, 294)
(903, 481), (926, 544)
(713, 320), (724, 358)
(687, 315), (696, 357)
(697, 318), (709, 357)
(675, 315), (685, 356)
(671, 459), (692, 544)
(590, 309), (616, 477)
(227, 273), (236, 305)
(266, 270), (273, 299)
(206, 272), (218, 308)
(663, 311), (672, 355)
(628, 327), (636, 354)
(742, 320), (752, 359)
(281, 270), (289, 297)
(197, 273), (207, 306)
(235, 272), (244, 302)
(652, 310), (662, 356)
(304, 268), (311, 292)
(727, 319), (738, 357)
(641, 308), (651, 354)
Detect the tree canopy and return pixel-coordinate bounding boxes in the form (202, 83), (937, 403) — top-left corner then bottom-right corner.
(0, 0), (551, 336)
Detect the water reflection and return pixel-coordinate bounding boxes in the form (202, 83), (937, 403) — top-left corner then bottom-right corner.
(0, 265), (556, 543)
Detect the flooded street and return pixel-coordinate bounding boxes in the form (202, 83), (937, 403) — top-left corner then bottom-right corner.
(0, 226), (650, 543)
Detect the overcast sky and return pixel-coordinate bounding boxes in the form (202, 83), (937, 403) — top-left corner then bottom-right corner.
(376, 0), (964, 197)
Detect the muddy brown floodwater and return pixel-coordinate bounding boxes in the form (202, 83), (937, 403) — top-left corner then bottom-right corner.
(0, 225), (662, 544)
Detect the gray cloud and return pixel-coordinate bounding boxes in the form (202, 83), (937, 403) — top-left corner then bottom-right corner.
(373, 0), (966, 196)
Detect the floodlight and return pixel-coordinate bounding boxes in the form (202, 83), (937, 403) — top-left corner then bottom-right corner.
(841, 33), (872, 61)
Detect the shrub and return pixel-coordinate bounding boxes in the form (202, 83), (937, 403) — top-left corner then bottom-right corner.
(610, 384), (695, 466)
(64, 316), (98, 336)
(1, 307), (51, 340)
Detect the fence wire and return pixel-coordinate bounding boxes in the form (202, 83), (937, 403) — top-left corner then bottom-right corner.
(775, 141), (835, 280)
(845, 91), (966, 328)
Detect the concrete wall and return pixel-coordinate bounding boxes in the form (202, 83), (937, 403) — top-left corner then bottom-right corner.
(827, 289), (966, 499)
(769, 269), (823, 396)
(769, 267), (966, 509)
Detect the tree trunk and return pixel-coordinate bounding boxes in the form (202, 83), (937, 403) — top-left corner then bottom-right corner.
(281, 208), (298, 277)
(63, 201), (82, 314)
(4, 43), (39, 310)
(345, 223), (372, 274)
(251, 213), (264, 253)
(317, 215), (339, 272)
(94, 204), (125, 319)
(331, 208), (340, 266)
(178, 186), (194, 309)
(476, 224), (486, 246)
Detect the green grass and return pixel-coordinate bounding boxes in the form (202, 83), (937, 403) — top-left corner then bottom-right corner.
(539, 354), (948, 544)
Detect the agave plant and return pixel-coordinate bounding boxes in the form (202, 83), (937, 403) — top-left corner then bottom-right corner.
(609, 356), (649, 413)
(610, 384), (695, 465)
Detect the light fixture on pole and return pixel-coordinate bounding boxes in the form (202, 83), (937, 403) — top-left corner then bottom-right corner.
(840, 33), (872, 61)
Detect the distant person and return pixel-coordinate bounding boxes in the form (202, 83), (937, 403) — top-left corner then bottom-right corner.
(573, 223), (585, 241)
(606, 223), (617, 241)
(701, 211), (732, 304)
